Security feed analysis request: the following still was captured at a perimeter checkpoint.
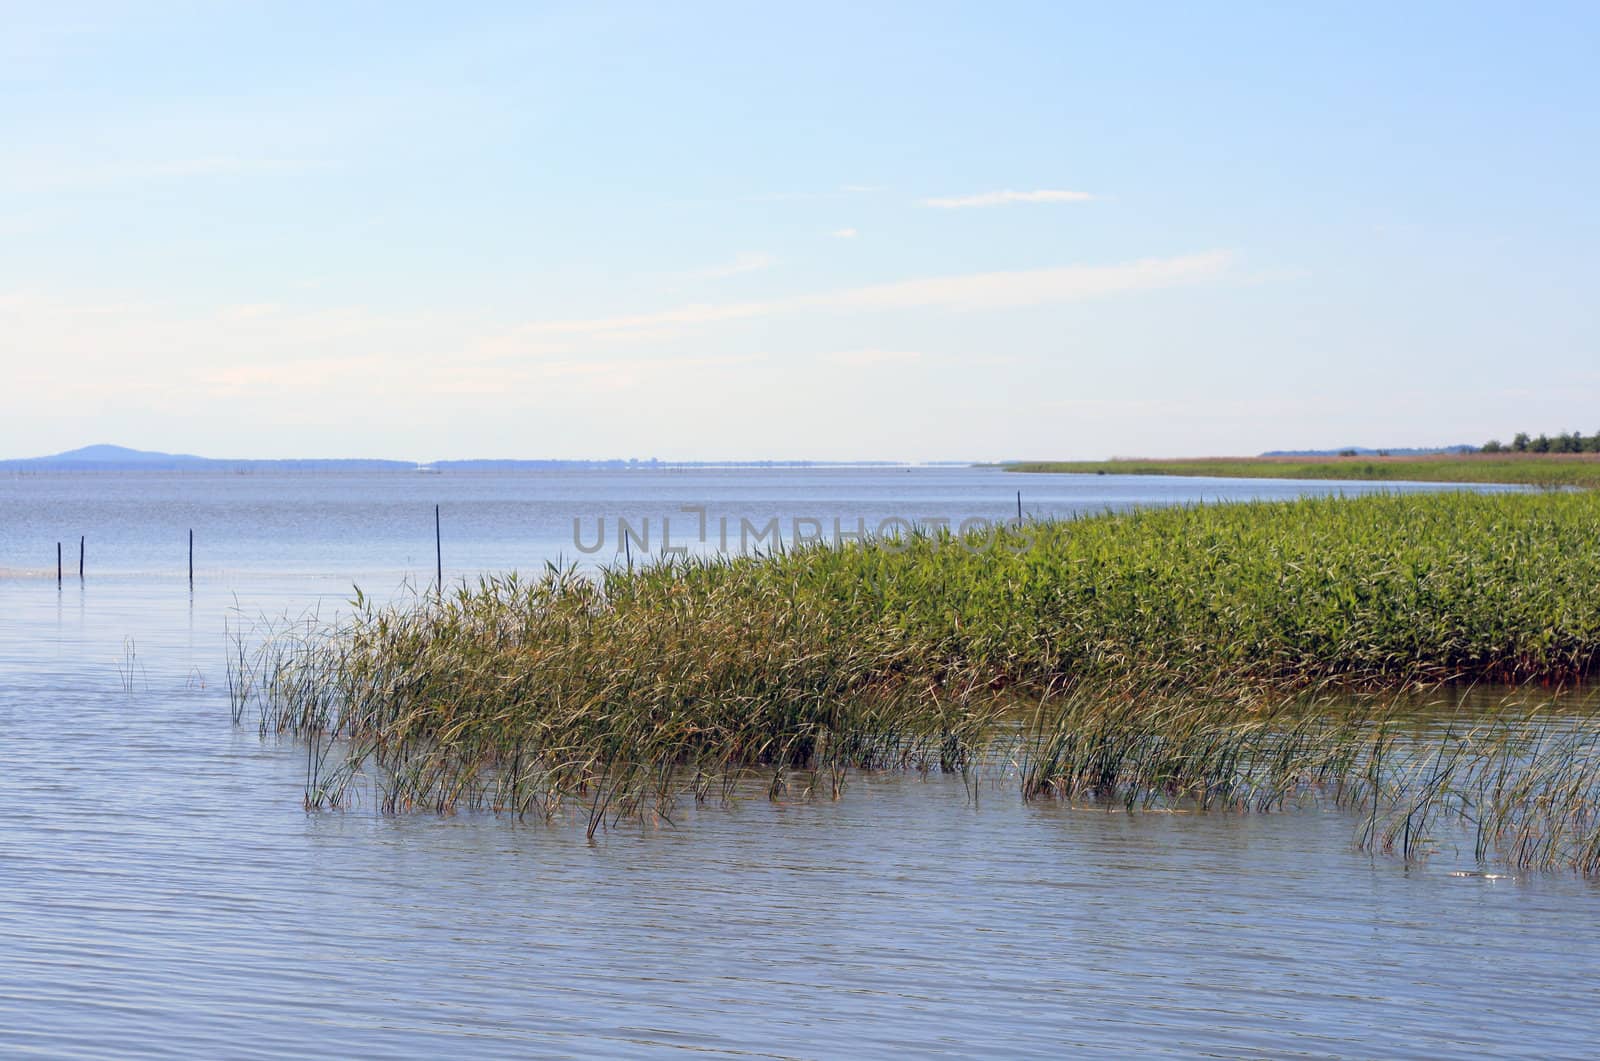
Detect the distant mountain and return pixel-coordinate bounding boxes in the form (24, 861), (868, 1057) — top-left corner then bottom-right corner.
(30, 444), (212, 466)
(2, 444), (413, 472)
(1260, 445), (1477, 457)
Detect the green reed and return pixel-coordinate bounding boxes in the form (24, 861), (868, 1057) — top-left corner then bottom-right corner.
(663, 490), (1600, 690)
(1016, 682), (1600, 873)
(229, 491), (1600, 867)
(235, 564), (1001, 834)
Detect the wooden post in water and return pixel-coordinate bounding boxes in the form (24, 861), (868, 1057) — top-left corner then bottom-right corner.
(57, 542), (62, 586)
(79, 536), (85, 579)
(434, 504), (442, 595)
(1017, 490), (1023, 521)
(188, 529), (194, 589)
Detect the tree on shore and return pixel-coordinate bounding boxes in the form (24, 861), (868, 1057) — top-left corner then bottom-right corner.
(1485, 431), (1600, 454)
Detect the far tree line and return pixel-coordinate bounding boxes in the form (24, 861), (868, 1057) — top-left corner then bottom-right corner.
(1481, 432), (1600, 454)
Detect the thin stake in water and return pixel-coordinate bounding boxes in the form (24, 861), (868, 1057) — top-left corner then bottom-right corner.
(1017, 490), (1022, 521)
(79, 535), (84, 579)
(188, 529), (193, 589)
(435, 504), (442, 594)
(57, 541), (62, 586)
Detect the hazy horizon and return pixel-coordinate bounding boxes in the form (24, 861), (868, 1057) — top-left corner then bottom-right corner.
(4, 4), (1596, 461)
(5, 441), (1499, 467)
(3, 442), (971, 465)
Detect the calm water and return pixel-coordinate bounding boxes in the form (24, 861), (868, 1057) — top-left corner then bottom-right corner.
(2, 467), (1593, 1058)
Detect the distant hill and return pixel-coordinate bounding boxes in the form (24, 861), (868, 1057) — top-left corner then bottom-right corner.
(1, 444), (414, 472)
(1260, 446), (1477, 457)
(42, 444), (212, 466)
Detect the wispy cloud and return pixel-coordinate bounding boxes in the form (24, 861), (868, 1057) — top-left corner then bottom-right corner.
(0, 290), (446, 381)
(515, 251), (1232, 341)
(206, 355), (392, 396)
(436, 354), (768, 394)
(820, 253), (1228, 311)
(922, 189), (1095, 209)
(6, 156), (336, 190)
(823, 349), (923, 367)
(830, 227), (859, 239)
(217, 303), (284, 321)
(0, 249), (1231, 425)
(688, 251), (777, 280)
(747, 184), (884, 203)
(134, 157), (335, 178)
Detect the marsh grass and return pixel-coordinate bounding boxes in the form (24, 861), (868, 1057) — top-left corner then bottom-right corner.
(117, 637), (146, 694)
(1013, 680), (1379, 812)
(229, 492), (1600, 868)
(1357, 708), (1600, 872)
(1012, 683), (1600, 873)
(233, 566), (1002, 836)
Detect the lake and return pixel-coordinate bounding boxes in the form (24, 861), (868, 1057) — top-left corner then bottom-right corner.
(2, 466), (1592, 1057)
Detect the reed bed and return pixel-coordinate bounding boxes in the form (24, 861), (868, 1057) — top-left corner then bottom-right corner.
(1017, 684), (1600, 873)
(229, 491), (1600, 868)
(649, 490), (1600, 690)
(233, 568), (1001, 835)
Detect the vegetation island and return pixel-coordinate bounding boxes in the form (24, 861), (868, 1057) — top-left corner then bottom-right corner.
(229, 434), (1600, 871)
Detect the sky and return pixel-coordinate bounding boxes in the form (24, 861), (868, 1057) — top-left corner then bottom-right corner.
(2, 1), (1597, 461)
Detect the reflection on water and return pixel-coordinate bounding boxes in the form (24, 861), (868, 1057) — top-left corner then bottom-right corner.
(0, 469), (1593, 1057)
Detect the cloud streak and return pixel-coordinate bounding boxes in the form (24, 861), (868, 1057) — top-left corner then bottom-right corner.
(823, 349), (924, 367)
(6, 156), (336, 191)
(0, 250), (1232, 429)
(689, 251), (777, 280)
(922, 189), (1094, 208)
(517, 251), (1232, 340)
(430, 354), (769, 395)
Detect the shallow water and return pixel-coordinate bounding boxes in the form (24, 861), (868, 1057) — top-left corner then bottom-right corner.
(2, 467), (1593, 1058)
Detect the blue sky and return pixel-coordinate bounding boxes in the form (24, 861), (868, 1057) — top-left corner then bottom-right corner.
(3, 1), (1596, 460)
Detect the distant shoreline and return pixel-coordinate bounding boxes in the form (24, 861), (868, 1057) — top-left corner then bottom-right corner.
(1, 445), (972, 473)
(1003, 454), (1600, 488)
